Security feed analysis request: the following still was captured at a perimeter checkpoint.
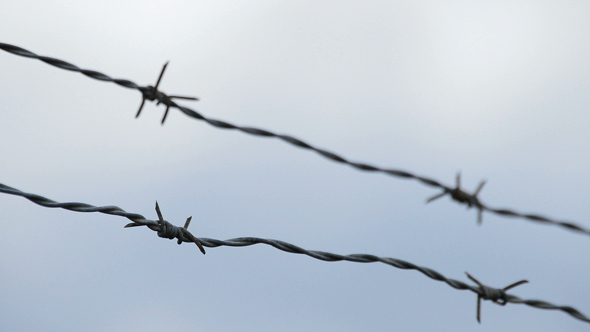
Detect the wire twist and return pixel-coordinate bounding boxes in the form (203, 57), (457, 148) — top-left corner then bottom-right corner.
(125, 201), (206, 254)
(1, 182), (588, 323)
(465, 272), (529, 323)
(1, 42), (589, 236)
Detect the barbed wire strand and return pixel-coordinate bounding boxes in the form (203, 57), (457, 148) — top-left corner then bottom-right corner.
(1, 182), (588, 324)
(1, 42), (588, 236)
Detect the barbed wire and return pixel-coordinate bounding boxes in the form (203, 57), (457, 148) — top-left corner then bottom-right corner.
(1, 42), (588, 236)
(0, 182), (588, 324)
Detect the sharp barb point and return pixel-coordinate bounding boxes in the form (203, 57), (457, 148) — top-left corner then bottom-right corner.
(161, 106), (170, 124)
(136, 98), (146, 118)
(169, 95), (198, 101)
(475, 180), (486, 195)
(184, 216), (192, 229)
(477, 296), (482, 323)
(426, 192), (446, 203)
(155, 201), (163, 221)
(154, 62), (168, 89)
(195, 239), (206, 255)
(503, 280), (529, 291)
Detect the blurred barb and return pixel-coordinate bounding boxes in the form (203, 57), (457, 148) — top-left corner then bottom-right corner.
(427, 173), (486, 224)
(1, 41), (589, 236)
(1, 182), (588, 324)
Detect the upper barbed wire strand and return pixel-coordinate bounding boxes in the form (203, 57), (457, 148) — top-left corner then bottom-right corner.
(0, 42), (145, 92)
(0, 181), (588, 324)
(1, 42), (588, 236)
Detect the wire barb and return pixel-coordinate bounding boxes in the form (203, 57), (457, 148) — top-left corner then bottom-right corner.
(427, 173), (486, 225)
(125, 201), (206, 254)
(465, 272), (528, 323)
(135, 62), (198, 124)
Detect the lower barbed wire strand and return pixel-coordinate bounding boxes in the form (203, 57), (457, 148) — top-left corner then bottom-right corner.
(0, 183), (157, 227)
(1, 182), (588, 324)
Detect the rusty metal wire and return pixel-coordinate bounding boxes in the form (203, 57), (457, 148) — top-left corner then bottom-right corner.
(1, 182), (588, 324)
(1, 42), (588, 236)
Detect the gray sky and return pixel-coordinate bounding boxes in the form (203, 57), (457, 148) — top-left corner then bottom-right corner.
(1, 1), (588, 331)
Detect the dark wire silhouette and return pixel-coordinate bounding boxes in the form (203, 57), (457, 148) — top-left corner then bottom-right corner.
(1, 42), (588, 236)
(1, 182), (588, 324)
(2, 41), (587, 236)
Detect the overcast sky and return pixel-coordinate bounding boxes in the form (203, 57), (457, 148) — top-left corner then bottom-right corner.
(1, 1), (588, 331)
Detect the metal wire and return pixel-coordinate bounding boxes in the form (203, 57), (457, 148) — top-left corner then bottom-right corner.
(1, 182), (588, 324)
(1, 41), (589, 236)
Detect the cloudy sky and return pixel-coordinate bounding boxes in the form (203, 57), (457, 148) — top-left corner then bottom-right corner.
(1, 1), (588, 331)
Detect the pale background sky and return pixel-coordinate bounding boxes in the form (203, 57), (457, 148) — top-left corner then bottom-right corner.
(0, 1), (588, 331)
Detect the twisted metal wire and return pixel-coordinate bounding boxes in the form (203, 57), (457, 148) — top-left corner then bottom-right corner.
(1, 42), (588, 236)
(1, 182), (588, 323)
(0, 42), (148, 94)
